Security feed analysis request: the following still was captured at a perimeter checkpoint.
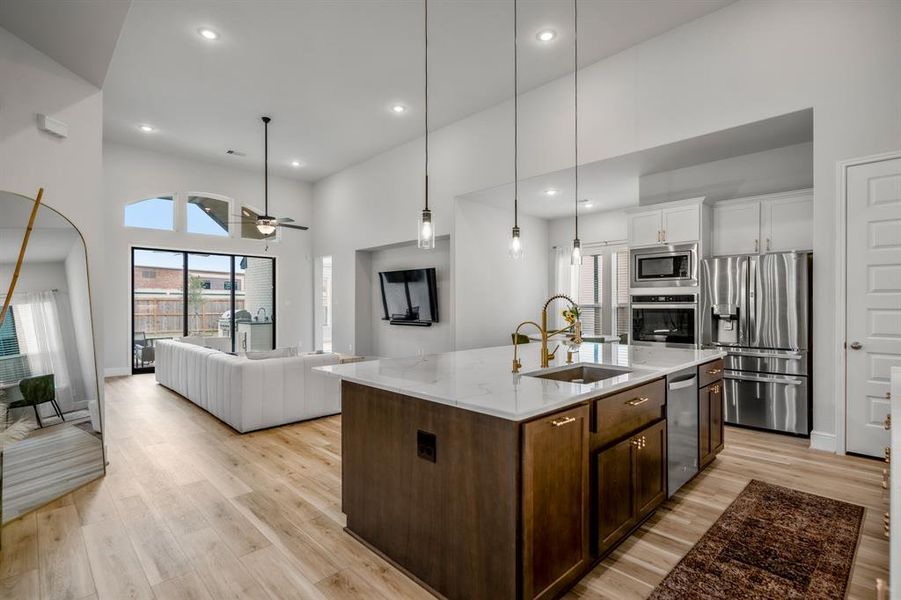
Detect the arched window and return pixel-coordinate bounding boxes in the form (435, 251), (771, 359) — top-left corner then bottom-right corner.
(187, 194), (231, 237)
(124, 196), (174, 230)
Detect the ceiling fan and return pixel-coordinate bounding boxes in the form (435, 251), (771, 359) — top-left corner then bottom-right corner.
(233, 116), (309, 236)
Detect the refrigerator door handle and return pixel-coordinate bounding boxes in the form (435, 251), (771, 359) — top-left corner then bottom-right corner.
(724, 371), (804, 386)
(728, 350), (804, 360)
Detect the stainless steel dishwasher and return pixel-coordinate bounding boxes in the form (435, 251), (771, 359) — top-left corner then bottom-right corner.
(666, 367), (698, 497)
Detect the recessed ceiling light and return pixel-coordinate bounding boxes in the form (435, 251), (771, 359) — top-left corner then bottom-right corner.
(537, 29), (556, 43)
(290, 160), (302, 168)
(390, 104), (408, 114)
(198, 28), (219, 41)
(139, 124), (155, 133)
(544, 188), (559, 197)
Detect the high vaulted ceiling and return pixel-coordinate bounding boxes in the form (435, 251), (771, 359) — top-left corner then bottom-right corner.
(99, 0), (733, 182)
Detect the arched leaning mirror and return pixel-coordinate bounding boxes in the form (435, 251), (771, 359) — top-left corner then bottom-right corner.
(0, 190), (105, 524)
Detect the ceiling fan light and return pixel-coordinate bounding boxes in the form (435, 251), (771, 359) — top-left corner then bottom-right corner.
(256, 216), (278, 235)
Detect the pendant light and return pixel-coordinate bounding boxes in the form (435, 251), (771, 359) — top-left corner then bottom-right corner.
(417, 0), (435, 249)
(509, 0), (523, 260)
(570, 0), (582, 266)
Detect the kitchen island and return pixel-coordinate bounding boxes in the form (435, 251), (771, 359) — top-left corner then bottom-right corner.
(318, 342), (725, 600)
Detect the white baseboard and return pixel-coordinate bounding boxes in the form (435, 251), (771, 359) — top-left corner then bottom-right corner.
(103, 367), (131, 378)
(809, 430), (837, 453)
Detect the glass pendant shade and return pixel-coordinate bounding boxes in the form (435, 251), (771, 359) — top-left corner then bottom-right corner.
(418, 208), (435, 249)
(571, 238), (582, 265)
(509, 225), (523, 259)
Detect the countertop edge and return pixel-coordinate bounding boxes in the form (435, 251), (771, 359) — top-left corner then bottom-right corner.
(316, 347), (725, 422)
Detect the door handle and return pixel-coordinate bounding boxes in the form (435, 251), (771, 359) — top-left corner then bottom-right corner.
(849, 342), (863, 350)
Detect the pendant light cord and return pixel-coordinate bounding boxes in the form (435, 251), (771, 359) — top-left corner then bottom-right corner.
(573, 0), (579, 240)
(513, 0), (518, 229)
(424, 0), (429, 212)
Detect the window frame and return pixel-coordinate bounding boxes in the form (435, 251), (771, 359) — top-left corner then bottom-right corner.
(184, 192), (234, 238)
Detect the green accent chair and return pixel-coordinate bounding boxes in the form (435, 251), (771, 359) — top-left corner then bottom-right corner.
(7, 374), (63, 428)
(512, 333), (530, 345)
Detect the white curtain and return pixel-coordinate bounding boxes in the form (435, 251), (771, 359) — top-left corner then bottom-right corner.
(552, 247), (579, 331)
(13, 291), (74, 412)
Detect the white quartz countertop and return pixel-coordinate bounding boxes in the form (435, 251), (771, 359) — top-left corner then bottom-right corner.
(316, 342), (725, 421)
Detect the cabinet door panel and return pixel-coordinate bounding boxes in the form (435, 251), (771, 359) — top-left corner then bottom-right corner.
(523, 405), (589, 600)
(634, 420), (667, 518)
(713, 202), (760, 256)
(762, 194), (813, 252)
(629, 212), (662, 247)
(662, 205), (700, 244)
(710, 384), (724, 455)
(595, 436), (635, 554)
(699, 385), (712, 467)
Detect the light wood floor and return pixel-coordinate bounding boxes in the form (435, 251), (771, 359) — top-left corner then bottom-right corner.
(0, 374), (888, 600)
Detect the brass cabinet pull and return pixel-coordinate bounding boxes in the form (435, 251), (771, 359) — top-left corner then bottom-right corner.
(885, 447), (891, 463)
(706, 368), (722, 375)
(882, 468), (889, 489)
(754, 238), (759, 253)
(766, 238), (771, 252)
(883, 512), (890, 538)
(626, 396), (650, 407)
(885, 414), (892, 431)
(630, 436), (647, 449)
(551, 416), (576, 427)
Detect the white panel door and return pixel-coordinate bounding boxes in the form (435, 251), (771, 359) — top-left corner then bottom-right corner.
(628, 211), (661, 247)
(847, 156), (901, 457)
(762, 193), (813, 253)
(712, 201), (760, 256)
(661, 205), (700, 244)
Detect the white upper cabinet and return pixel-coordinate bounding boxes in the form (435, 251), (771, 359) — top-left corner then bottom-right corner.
(712, 201), (761, 255)
(711, 190), (813, 256)
(761, 192), (813, 253)
(661, 204), (700, 245)
(627, 199), (704, 248)
(628, 211), (662, 247)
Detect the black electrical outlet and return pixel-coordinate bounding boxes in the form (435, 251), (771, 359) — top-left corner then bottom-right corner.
(417, 430), (437, 463)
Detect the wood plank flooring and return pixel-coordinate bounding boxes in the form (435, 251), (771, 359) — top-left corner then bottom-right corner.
(0, 374), (889, 599)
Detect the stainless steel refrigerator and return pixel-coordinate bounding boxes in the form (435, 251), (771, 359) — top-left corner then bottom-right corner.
(700, 252), (812, 435)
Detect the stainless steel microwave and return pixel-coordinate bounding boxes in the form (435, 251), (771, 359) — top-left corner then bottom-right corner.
(631, 243), (698, 288)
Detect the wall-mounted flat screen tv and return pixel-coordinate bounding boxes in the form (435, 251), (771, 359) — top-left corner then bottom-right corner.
(378, 268), (439, 326)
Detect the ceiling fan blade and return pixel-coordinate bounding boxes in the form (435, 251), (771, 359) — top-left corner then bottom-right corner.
(279, 223), (309, 231)
(276, 217), (295, 223)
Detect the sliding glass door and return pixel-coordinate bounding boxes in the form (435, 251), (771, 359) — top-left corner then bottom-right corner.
(131, 248), (275, 373)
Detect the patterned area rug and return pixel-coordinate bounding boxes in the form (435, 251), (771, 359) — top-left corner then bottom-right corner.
(650, 480), (864, 599)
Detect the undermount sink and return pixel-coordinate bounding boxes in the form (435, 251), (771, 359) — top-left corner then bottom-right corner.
(526, 364), (632, 384)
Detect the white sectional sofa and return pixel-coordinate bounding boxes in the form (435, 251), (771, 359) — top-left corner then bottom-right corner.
(154, 339), (341, 433)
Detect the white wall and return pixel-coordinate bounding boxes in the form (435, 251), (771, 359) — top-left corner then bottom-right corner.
(454, 199), (549, 350)
(103, 142), (315, 374)
(363, 237), (451, 358)
(549, 209), (628, 250)
(0, 25), (105, 413)
(314, 0), (901, 449)
(639, 142), (813, 205)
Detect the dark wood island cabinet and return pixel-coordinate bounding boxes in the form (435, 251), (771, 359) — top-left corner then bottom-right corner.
(341, 375), (676, 600)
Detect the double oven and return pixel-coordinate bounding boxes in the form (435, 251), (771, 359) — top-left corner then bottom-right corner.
(630, 244), (699, 346)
